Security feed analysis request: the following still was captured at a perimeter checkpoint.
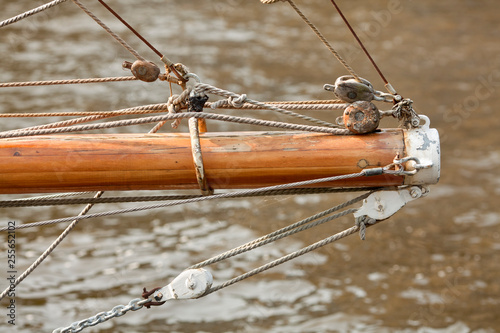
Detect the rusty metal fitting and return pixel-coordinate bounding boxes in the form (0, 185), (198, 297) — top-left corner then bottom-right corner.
(343, 101), (380, 134)
(172, 63), (189, 77)
(122, 61), (133, 70)
(130, 60), (160, 82)
(324, 75), (376, 103)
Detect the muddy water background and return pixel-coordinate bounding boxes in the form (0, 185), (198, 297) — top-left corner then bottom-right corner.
(0, 0), (499, 332)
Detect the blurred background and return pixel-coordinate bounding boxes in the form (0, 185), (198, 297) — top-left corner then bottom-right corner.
(0, 0), (499, 332)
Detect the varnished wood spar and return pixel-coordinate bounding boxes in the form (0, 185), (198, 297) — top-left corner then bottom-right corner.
(0, 130), (404, 194)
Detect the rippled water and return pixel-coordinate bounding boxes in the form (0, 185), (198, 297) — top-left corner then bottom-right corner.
(1, 1), (499, 332)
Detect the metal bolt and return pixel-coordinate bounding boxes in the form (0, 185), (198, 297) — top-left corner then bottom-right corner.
(410, 189), (420, 198)
(343, 101), (380, 134)
(154, 292), (163, 301)
(354, 111), (365, 121)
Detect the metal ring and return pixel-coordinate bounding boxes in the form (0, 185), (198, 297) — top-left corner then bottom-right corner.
(188, 118), (213, 195)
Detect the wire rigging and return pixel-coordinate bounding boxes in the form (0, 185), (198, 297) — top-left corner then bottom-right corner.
(97, 0), (186, 82)
(283, 0), (362, 82)
(0, 0), (68, 28)
(328, 0), (397, 94)
(0, 2), (425, 331)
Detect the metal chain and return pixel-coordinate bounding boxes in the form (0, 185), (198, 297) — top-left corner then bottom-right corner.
(52, 297), (151, 333)
(53, 190), (375, 332)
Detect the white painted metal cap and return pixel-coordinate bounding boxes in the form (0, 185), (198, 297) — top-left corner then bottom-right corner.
(403, 115), (441, 185)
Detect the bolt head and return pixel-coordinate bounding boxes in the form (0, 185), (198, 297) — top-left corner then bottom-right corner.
(154, 292), (163, 301)
(410, 189), (420, 198)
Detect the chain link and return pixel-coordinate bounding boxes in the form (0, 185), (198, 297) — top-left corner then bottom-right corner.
(53, 298), (151, 333)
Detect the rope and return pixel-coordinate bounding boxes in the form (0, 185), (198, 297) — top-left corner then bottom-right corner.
(0, 76), (137, 88)
(277, 0), (361, 82)
(53, 192), (372, 332)
(0, 0), (68, 28)
(0, 112), (350, 139)
(355, 215), (377, 240)
(0, 172), (367, 232)
(0, 111), (172, 305)
(5, 115), (111, 135)
(166, 88), (191, 129)
(264, 99), (346, 105)
(189, 191), (371, 269)
(71, 0), (145, 61)
(0, 191), (103, 303)
(204, 220), (377, 295)
(10, 191), (94, 201)
(200, 208), (357, 268)
(0, 188), (380, 208)
(328, 0), (395, 94)
(0, 102), (346, 118)
(0, 103), (170, 118)
(195, 83), (340, 128)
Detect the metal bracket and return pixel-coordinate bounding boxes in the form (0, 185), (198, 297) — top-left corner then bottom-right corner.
(189, 118), (213, 196)
(151, 268), (213, 303)
(354, 186), (429, 221)
(403, 115), (441, 185)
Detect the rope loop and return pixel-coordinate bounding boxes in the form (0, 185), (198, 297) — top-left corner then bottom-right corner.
(167, 95), (182, 129)
(167, 88), (192, 129)
(355, 215), (376, 240)
(229, 94), (247, 108)
(211, 94), (248, 109)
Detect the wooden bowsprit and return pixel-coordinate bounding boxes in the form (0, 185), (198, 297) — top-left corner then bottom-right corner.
(0, 124), (439, 194)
